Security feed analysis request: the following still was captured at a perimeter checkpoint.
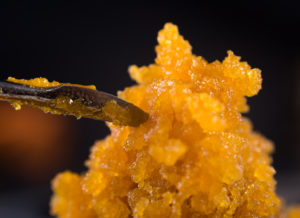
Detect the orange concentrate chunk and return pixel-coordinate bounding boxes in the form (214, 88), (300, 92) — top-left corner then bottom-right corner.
(50, 23), (299, 217)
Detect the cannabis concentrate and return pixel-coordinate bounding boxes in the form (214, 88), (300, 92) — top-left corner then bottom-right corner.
(50, 23), (297, 218)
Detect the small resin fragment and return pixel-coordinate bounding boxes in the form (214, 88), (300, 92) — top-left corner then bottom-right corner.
(10, 101), (22, 110)
(50, 23), (300, 217)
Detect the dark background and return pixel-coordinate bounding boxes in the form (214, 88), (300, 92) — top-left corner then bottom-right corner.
(0, 1), (299, 217)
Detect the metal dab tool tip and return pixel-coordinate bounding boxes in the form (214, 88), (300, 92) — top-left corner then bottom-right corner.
(0, 81), (149, 127)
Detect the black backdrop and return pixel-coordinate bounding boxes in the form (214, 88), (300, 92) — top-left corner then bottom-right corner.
(0, 1), (299, 217)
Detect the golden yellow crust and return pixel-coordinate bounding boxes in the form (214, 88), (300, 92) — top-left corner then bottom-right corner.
(7, 77), (96, 90)
(50, 23), (297, 217)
